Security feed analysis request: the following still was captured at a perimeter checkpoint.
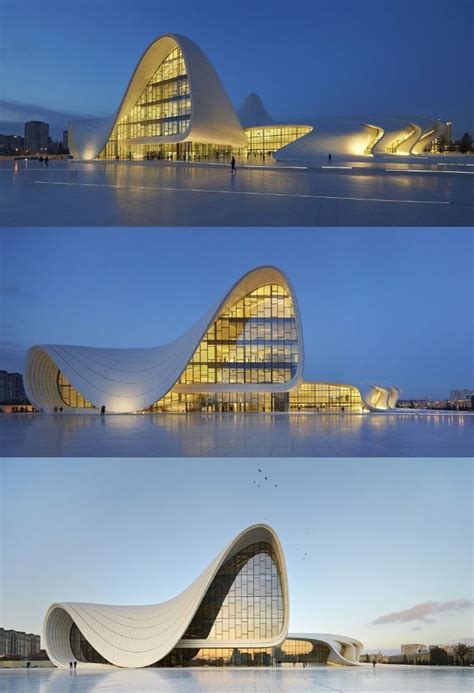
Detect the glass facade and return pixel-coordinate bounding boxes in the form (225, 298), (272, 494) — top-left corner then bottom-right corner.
(276, 638), (330, 665)
(100, 46), (191, 160)
(183, 541), (284, 641)
(57, 371), (95, 409)
(148, 283), (299, 413)
(155, 646), (274, 667)
(289, 382), (363, 412)
(242, 126), (312, 157)
(69, 623), (109, 664)
(154, 639), (330, 668)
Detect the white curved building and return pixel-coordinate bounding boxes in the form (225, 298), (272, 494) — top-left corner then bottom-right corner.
(69, 33), (247, 161)
(68, 34), (448, 162)
(274, 113), (448, 162)
(24, 266), (400, 414)
(43, 524), (362, 668)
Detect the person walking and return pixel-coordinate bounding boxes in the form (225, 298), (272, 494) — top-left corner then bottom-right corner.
(373, 659), (376, 668)
(328, 153), (332, 163)
(231, 155), (236, 174)
(69, 661), (73, 669)
(100, 405), (106, 417)
(73, 661), (77, 669)
(45, 156), (49, 167)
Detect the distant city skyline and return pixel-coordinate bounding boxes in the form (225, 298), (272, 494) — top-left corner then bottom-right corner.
(0, 0), (472, 138)
(1, 227), (472, 399)
(1, 457), (472, 651)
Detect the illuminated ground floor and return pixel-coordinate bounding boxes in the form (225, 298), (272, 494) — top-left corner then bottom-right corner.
(146, 383), (366, 413)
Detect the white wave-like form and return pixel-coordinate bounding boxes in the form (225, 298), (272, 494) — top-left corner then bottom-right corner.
(288, 633), (363, 666)
(44, 524), (289, 668)
(24, 267), (304, 413)
(69, 33), (247, 160)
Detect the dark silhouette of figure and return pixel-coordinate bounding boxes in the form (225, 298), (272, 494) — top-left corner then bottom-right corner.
(74, 661), (77, 669)
(54, 406), (58, 414)
(59, 406), (63, 413)
(328, 153), (332, 163)
(231, 156), (236, 173)
(26, 661), (30, 669)
(100, 405), (106, 417)
(373, 660), (376, 667)
(39, 156), (44, 165)
(69, 661), (73, 669)
(45, 156), (49, 167)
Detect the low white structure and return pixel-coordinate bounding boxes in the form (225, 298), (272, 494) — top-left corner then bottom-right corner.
(24, 267), (400, 414)
(43, 524), (362, 668)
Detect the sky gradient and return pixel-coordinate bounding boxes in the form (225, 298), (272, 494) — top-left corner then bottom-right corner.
(0, 0), (472, 138)
(1, 456), (472, 652)
(1, 227), (473, 399)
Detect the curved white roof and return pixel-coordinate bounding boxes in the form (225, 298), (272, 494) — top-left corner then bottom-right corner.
(238, 93), (275, 128)
(24, 266), (305, 413)
(275, 116), (447, 161)
(44, 524), (289, 668)
(69, 33), (247, 160)
(288, 633), (363, 666)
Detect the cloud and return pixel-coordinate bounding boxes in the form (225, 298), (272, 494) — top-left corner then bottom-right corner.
(372, 599), (474, 625)
(0, 99), (104, 137)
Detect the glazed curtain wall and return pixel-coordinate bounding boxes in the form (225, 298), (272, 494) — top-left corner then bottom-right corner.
(69, 623), (109, 665)
(289, 383), (363, 412)
(100, 46), (191, 159)
(243, 126), (312, 156)
(155, 646), (274, 667)
(276, 638), (330, 664)
(148, 283), (299, 414)
(57, 371), (95, 409)
(183, 541), (284, 642)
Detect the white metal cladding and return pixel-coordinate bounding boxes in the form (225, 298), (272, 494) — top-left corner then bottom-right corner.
(274, 116), (446, 161)
(237, 93), (275, 128)
(287, 633), (363, 666)
(44, 524), (290, 669)
(24, 266), (305, 413)
(362, 385), (402, 411)
(68, 33), (247, 160)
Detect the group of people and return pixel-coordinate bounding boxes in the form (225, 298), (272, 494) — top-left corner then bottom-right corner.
(53, 406), (64, 414)
(38, 155), (49, 166)
(69, 661), (77, 669)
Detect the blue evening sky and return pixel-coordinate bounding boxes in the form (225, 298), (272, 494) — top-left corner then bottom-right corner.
(0, 0), (472, 137)
(1, 457), (472, 652)
(1, 227), (472, 399)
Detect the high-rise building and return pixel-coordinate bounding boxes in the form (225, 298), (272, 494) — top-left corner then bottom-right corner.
(0, 370), (28, 403)
(62, 130), (69, 151)
(24, 121), (49, 154)
(0, 628), (41, 657)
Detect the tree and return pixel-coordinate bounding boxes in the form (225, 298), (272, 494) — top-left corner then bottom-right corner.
(455, 642), (469, 666)
(430, 647), (451, 665)
(459, 132), (473, 154)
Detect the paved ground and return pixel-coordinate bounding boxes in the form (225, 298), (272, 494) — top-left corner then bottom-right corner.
(0, 666), (471, 691)
(1, 159), (473, 226)
(1, 412), (472, 457)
